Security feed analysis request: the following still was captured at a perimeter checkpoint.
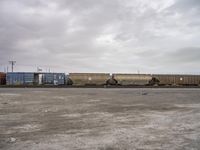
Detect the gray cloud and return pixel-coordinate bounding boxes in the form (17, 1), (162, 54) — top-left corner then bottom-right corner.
(0, 0), (200, 73)
(166, 47), (200, 63)
(171, 0), (200, 11)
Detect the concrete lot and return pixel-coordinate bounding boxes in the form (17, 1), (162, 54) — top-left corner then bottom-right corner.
(0, 88), (200, 150)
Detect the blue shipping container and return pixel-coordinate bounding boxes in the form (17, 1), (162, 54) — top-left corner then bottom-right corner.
(24, 73), (34, 84)
(42, 73), (65, 85)
(6, 72), (34, 85)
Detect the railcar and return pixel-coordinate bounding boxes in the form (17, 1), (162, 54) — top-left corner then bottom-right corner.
(5, 72), (65, 86)
(152, 74), (200, 86)
(67, 73), (111, 86)
(1, 72), (200, 87)
(112, 74), (153, 86)
(0, 72), (6, 85)
(6, 72), (35, 85)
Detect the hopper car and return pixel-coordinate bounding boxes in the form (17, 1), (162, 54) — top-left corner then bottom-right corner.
(153, 74), (200, 86)
(66, 73), (114, 86)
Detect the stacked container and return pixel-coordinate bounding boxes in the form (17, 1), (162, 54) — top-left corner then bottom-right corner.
(6, 72), (34, 85)
(42, 73), (65, 85)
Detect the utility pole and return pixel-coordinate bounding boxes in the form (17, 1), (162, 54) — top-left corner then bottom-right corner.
(9, 61), (16, 72)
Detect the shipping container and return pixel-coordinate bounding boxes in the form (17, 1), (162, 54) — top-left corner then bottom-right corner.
(68, 73), (110, 85)
(42, 73), (65, 85)
(0, 72), (6, 85)
(24, 73), (34, 84)
(6, 72), (34, 85)
(113, 74), (152, 85)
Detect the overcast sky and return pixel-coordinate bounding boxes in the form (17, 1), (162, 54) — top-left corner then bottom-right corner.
(0, 0), (200, 74)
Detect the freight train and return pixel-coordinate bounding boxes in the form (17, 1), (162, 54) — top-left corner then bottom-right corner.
(1, 72), (200, 87)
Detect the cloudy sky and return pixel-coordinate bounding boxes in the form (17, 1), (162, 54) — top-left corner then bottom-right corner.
(0, 0), (200, 74)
